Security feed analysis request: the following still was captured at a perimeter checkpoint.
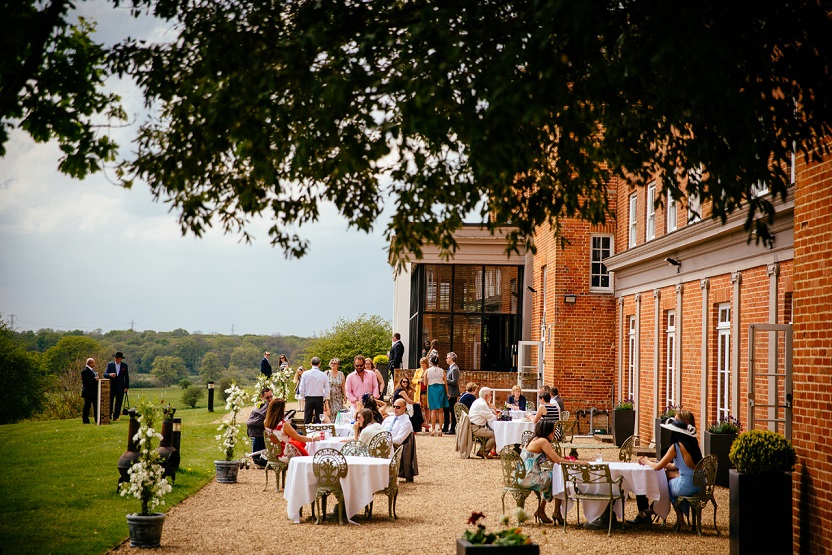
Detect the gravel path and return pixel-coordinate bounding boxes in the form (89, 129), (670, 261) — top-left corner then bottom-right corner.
(110, 411), (730, 555)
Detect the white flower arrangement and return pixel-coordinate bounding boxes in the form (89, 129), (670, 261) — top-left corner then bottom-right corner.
(271, 366), (294, 399)
(251, 374), (278, 406)
(119, 400), (172, 515)
(216, 383), (246, 461)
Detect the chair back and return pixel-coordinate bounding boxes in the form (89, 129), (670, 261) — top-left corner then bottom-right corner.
(368, 431), (393, 458)
(550, 441), (563, 458)
(499, 445), (526, 487)
(520, 430), (534, 449)
(526, 400), (536, 410)
(389, 446), (404, 486)
(263, 430), (283, 462)
(561, 462), (618, 492)
(306, 423), (336, 435)
(560, 410), (570, 421)
(341, 439), (369, 457)
(454, 403), (468, 423)
(312, 448), (348, 489)
(618, 435), (639, 461)
(692, 454), (718, 494)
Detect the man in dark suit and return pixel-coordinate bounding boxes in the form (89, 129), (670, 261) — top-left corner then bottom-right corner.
(387, 332), (404, 396)
(105, 351), (129, 420)
(260, 351), (272, 378)
(81, 358), (99, 424)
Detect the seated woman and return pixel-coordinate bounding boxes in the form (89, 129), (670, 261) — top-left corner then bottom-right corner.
(393, 376), (423, 431)
(263, 397), (318, 461)
(532, 391), (561, 423)
(362, 393), (386, 424)
(459, 382), (478, 409)
(507, 385), (527, 411)
(632, 409), (703, 525)
(520, 419), (588, 525)
(353, 408), (384, 445)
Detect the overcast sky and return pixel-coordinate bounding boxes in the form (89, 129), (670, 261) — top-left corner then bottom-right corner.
(0, 3), (394, 338)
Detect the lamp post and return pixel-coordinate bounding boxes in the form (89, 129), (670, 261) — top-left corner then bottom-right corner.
(207, 381), (215, 412)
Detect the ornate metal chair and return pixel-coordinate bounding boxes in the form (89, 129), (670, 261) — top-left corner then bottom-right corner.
(263, 430), (287, 492)
(499, 445), (541, 516)
(618, 435), (640, 462)
(306, 423), (336, 437)
(312, 448), (348, 525)
(560, 419), (577, 443)
(561, 462), (626, 536)
(560, 410), (570, 421)
(454, 402), (469, 422)
(673, 454), (719, 536)
(366, 445), (404, 520)
(526, 401), (536, 411)
(341, 439), (369, 457)
(368, 431), (393, 459)
(456, 409), (488, 457)
(520, 430), (534, 449)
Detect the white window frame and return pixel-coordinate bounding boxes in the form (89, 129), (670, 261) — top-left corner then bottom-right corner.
(590, 234), (614, 292)
(666, 191), (677, 233)
(629, 194), (638, 248)
(540, 265), (548, 344)
(751, 181), (769, 198)
(627, 316), (636, 400)
(665, 310), (677, 408)
(646, 182), (656, 241)
(717, 303), (731, 420)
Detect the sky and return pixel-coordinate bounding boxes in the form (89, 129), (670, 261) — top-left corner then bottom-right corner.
(0, 3), (394, 338)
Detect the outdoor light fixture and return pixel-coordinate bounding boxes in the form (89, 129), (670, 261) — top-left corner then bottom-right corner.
(665, 257), (682, 273)
(526, 285), (537, 293)
(564, 294), (577, 304)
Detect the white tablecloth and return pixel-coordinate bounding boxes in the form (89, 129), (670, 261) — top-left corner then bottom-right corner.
(306, 438), (347, 457)
(552, 462), (670, 522)
(334, 424), (353, 437)
(491, 420), (536, 451)
(284, 455), (390, 523)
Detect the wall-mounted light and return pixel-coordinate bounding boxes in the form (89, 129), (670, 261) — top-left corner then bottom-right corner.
(526, 285), (537, 293)
(665, 257), (682, 273)
(564, 294), (577, 304)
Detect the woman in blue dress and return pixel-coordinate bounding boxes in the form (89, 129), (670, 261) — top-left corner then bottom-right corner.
(520, 420), (588, 525)
(634, 410), (702, 523)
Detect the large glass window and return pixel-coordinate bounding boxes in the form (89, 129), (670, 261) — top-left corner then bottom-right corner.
(646, 182), (656, 241)
(665, 310), (677, 407)
(412, 264), (522, 372)
(717, 303), (731, 419)
(590, 234), (613, 291)
(667, 191), (677, 232)
(629, 194), (638, 248)
(627, 316), (637, 400)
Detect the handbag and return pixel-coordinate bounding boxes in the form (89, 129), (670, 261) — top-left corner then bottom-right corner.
(406, 403), (414, 417)
(121, 392), (131, 416)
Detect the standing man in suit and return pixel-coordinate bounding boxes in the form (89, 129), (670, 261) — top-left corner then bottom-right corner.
(443, 352), (460, 434)
(387, 332), (404, 396)
(105, 351), (129, 421)
(260, 351), (272, 378)
(81, 358), (99, 424)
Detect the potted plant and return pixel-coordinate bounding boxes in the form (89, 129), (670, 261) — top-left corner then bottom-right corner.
(612, 397), (635, 447)
(119, 399), (173, 548)
(728, 430), (796, 555)
(654, 404), (679, 459)
(457, 510), (539, 554)
(704, 414), (741, 487)
(214, 382), (246, 483)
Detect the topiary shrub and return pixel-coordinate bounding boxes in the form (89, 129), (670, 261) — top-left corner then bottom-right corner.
(181, 385), (204, 408)
(729, 429), (796, 475)
(373, 354), (389, 368)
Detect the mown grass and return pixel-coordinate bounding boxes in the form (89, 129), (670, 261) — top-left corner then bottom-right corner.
(0, 388), (234, 554)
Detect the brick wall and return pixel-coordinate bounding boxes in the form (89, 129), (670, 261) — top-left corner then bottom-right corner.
(792, 150), (832, 553)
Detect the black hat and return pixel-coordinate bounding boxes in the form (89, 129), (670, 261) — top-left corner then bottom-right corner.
(114, 352), (125, 359)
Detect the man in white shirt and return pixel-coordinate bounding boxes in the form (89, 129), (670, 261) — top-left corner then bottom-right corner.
(299, 356), (330, 424)
(383, 399), (414, 447)
(468, 387), (498, 457)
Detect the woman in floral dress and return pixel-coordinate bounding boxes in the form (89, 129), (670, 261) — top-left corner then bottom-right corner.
(326, 358), (347, 420)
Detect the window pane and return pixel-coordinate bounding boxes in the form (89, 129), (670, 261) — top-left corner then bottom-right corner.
(484, 266), (518, 314)
(482, 314), (517, 372)
(453, 266), (482, 312)
(422, 314), (451, 359)
(423, 265), (452, 311)
(453, 315), (481, 370)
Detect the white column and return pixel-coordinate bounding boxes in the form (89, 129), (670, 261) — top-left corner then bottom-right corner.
(653, 289), (661, 422)
(767, 263), (780, 431)
(675, 284), (684, 407)
(700, 278), (710, 444)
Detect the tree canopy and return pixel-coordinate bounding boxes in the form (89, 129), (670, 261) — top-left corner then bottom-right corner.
(301, 314), (391, 374)
(4, 0), (831, 257)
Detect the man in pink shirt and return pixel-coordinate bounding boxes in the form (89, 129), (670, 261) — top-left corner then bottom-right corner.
(344, 354), (379, 410)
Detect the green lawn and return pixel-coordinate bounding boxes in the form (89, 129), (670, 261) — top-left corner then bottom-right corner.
(0, 388), (237, 554)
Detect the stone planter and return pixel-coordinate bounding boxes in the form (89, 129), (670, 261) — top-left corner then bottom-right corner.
(704, 431), (737, 487)
(612, 409), (635, 447)
(214, 460), (240, 483)
(126, 512), (165, 548)
(456, 539), (539, 554)
(729, 469), (792, 554)
(654, 418), (672, 459)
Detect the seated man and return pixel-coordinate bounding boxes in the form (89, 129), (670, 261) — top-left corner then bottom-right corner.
(468, 387), (498, 458)
(384, 399), (418, 481)
(246, 387), (274, 467)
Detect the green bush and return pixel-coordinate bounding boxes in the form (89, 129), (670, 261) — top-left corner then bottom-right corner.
(0, 324), (46, 423)
(179, 378), (193, 389)
(130, 375), (157, 388)
(729, 429), (796, 475)
(181, 385), (204, 408)
(217, 376), (235, 401)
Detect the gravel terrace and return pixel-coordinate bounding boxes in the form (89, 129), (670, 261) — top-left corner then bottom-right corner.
(110, 405), (730, 555)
